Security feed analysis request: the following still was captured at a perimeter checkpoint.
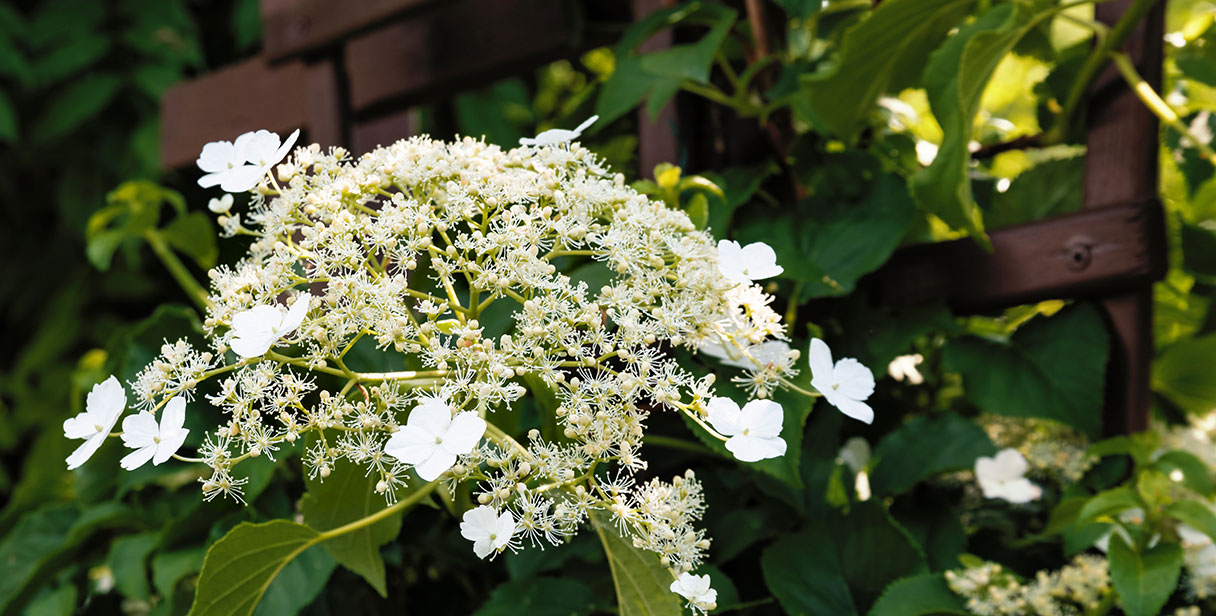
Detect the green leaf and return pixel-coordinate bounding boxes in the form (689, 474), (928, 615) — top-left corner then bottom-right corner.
(1154, 450), (1215, 496)
(1181, 222), (1216, 277)
(762, 527), (859, 616)
(837, 502), (929, 608)
(26, 584), (77, 616)
(254, 545), (336, 616)
(944, 303), (1109, 438)
(152, 546), (205, 598)
(1177, 24), (1216, 87)
(911, 1), (1058, 238)
(1107, 536), (1182, 616)
(108, 532), (159, 599)
(189, 520), (320, 616)
(590, 510), (682, 616)
(985, 150), (1084, 228)
(1166, 500), (1216, 543)
(1154, 333), (1216, 414)
(684, 192), (708, 230)
(800, 0), (973, 140)
(31, 33), (109, 86)
(637, 6), (735, 84)
(700, 162), (777, 234)
(0, 505), (76, 611)
(1076, 487), (1142, 525)
(0, 90), (16, 142)
(301, 458), (404, 597)
(734, 173), (916, 298)
(473, 578), (598, 616)
(866, 573), (969, 616)
(870, 413), (996, 497)
(31, 72), (122, 143)
(161, 212), (219, 269)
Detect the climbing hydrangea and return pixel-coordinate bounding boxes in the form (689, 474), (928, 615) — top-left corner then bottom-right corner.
(69, 127), (878, 612)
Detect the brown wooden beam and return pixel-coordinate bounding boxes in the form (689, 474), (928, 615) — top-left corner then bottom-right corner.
(261, 0), (433, 62)
(343, 0), (579, 115)
(871, 198), (1166, 313)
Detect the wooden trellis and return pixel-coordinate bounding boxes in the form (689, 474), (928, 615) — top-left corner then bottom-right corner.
(161, 0), (1168, 436)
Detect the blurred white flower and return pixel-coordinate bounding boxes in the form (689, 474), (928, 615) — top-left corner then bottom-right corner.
(701, 339), (791, 371)
(207, 194), (233, 214)
(887, 353), (924, 385)
(519, 115), (598, 146)
(717, 239), (783, 285)
(670, 572), (717, 612)
(383, 397), (486, 480)
(460, 505), (517, 559)
(706, 397), (786, 462)
(229, 292), (310, 358)
(838, 437), (871, 474)
(64, 376), (126, 469)
(809, 338), (874, 424)
(119, 397), (190, 470)
(975, 448), (1041, 503)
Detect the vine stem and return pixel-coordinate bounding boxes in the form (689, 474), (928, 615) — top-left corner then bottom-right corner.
(316, 481), (439, 541)
(1109, 50), (1216, 164)
(143, 229), (213, 312)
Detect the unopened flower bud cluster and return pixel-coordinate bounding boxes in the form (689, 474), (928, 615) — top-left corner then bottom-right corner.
(945, 555), (1110, 616)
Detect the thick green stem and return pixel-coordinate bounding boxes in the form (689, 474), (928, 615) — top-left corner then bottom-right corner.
(1110, 51), (1216, 165)
(316, 481), (438, 541)
(144, 229), (212, 312)
(1048, 0), (1160, 143)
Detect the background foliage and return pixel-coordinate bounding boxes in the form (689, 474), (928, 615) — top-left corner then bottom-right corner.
(5, 0), (1216, 614)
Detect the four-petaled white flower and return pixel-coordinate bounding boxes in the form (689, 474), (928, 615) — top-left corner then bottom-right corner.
(119, 397), (190, 471)
(207, 193), (233, 214)
(670, 572), (717, 611)
(229, 292), (311, 358)
(460, 505), (517, 559)
(519, 115), (598, 147)
(383, 397), (486, 480)
(706, 397), (787, 462)
(974, 448), (1041, 504)
(197, 128), (300, 193)
(809, 338), (874, 424)
(717, 239), (783, 285)
(64, 376), (126, 470)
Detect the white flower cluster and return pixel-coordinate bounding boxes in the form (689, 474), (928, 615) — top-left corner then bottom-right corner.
(64, 124), (878, 612)
(945, 555), (1111, 616)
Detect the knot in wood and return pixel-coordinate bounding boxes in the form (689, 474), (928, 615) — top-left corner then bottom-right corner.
(1066, 240), (1092, 271)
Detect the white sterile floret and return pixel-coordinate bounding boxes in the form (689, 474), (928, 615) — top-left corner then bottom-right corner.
(808, 338), (875, 424)
(974, 448), (1042, 504)
(64, 376), (126, 470)
(838, 436), (871, 474)
(519, 115), (598, 146)
(460, 505), (517, 559)
(701, 338), (791, 371)
(706, 397), (786, 462)
(716, 239), (783, 285)
(197, 128), (299, 193)
(383, 397), (486, 480)
(207, 193), (233, 214)
(887, 353), (924, 384)
(228, 292), (311, 358)
(119, 397), (190, 470)
(670, 572), (717, 612)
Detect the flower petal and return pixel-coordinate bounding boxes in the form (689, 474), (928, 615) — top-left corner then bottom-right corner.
(230, 305), (283, 358)
(993, 448), (1028, 480)
(739, 241), (783, 280)
(441, 412), (486, 455)
(196, 140), (236, 173)
(460, 505), (499, 541)
(153, 426), (189, 466)
(407, 397), (453, 436)
(218, 164), (266, 193)
(833, 396), (874, 424)
(277, 292), (310, 336)
(120, 444), (157, 471)
(808, 339), (834, 391)
(63, 413), (97, 440)
(66, 433), (107, 470)
(120, 412), (160, 449)
(160, 397), (187, 434)
(383, 426), (436, 465)
(414, 449), (457, 481)
(87, 376), (127, 427)
(740, 399), (783, 439)
(705, 397), (743, 437)
(270, 129), (300, 168)
(833, 358), (875, 402)
(725, 434), (787, 462)
(235, 130), (280, 166)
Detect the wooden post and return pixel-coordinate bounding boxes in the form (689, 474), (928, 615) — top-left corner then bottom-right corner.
(633, 0), (679, 178)
(1084, 0), (1166, 435)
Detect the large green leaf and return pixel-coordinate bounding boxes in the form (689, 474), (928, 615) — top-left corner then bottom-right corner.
(0, 506), (78, 612)
(31, 72), (122, 143)
(911, 1), (1059, 239)
(734, 173), (916, 298)
(1108, 536), (1182, 616)
(944, 303), (1109, 438)
(1166, 500), (1216, 544)
(590, 510), (682, 616)
(162, 212), (219, 270)
(985, 150), (1084, 229)
(799, 0), (972, 140)
(870, 413), (996, 497)
(1153, 333), (1216, 415)
(189, 520), (320, 616)
(866, 573), (969, 616)
(762, 526), (858, 616)
(301, 458), (404, 597)
(254, 545), (336, 616)
(473, 578), (598, 616)
(108, 532), (159, 599)
(1177, 23), (1216, 87)
(1076, 487), (1142, 525)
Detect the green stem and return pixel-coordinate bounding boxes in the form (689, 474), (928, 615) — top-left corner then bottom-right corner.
(144, 230), (212, 312)
(1110, 50), (1216, 164)
(316, 481), (438, 541)
(1047, 0), (1160, 143)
